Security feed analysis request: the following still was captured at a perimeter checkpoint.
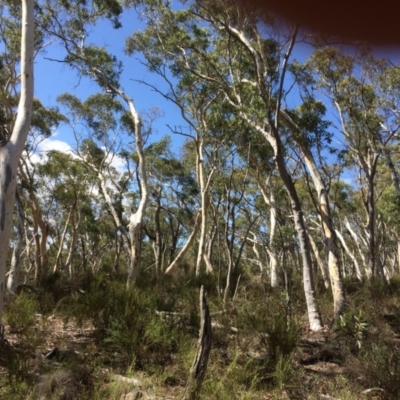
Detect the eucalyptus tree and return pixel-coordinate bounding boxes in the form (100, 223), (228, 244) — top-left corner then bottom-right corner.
(280, 91), (346, 314)
(143, 136), (200, 277)
(14, 100), (67, 285)
(36, 149), (99, 278)
(222, 154), (259, 303)
(128, 0), (322, 329)
(41, 0), (149, 284)
(0, 0), (34, 327)
(309, 48), (398, 279)
(57, 93), (134, 271)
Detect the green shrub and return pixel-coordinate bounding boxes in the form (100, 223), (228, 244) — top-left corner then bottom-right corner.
(360, 343), (400, 399)
(5, 292), (38, 334)
(202, 353), (262, 399)
(334, 310), (368, 353)
(57, 276), (193, 370)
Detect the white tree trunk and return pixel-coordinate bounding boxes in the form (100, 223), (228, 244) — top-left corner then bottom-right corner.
(335, 229), (363, 280)
(165, 211), (202, 275)
(344, 217), (370, 277)
(256, 174), (280, 287)
(308, 228), (330, 289)
(7, 194), (24, 294)
(196, 138), (215, 276)
(281, 110), (345, 319)
(0, 0), (34, 325)
(124, 96), (148, 286)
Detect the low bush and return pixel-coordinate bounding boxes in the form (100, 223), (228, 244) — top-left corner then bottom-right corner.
(4, 292), (38, 334)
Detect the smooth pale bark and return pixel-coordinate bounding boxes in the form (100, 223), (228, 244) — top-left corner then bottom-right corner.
(307, 228), (330, 289)
(153, 195), (163, 278)
(344, 217), (370, 277)
(195, 136), (216, 276)
(64, 207), (81, 279)
(274, 146), (323, 331)
(336, 102), (378, 278)
(52, 206), (74, 274)
(7, 193), (24, 294)
(121, 93), (148, 286)
(165, 211), (202, 275)
(222, 22), (322, 331)
(365, 171), (380, 277)
(267, 176), (279, 287)
(62, 38), (148, 283)
(97, 170), (131, 262)
(0, 0), (34, 324)
(281, 110), (345, 319)
(223, 197), (235, 305)
(18, 162), (50, 284)
(335, 229), (362, 280)
(85, 81), (149, 285)
(20, 158), (49, 283)
(248, 232), (265, 272)
(256, 174), (280, 287)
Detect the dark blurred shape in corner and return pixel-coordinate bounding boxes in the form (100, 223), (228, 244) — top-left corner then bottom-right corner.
(241, 0), (400, 46)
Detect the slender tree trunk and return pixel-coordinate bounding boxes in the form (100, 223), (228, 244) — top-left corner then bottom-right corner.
(335, 229), (362, 280)
(366, 174), (378, 277)
(124, 94), (148, 285)
(268, 177), (279, 288)
(223, 201), (235, 305)
(165, 211), (202, 275)
(222, 20), (322, 330)
(183, 286), (212, 400)
(65, 207), (81, 279)
(257, 174), (280, 286)
(281, 110), (345, 319)
(53, 206), (74, 274)
(275, 154), (323, 330)
(20, 181), (49, 284)
(153, 196), (164, 279)
(196, 139), (215, 276)
(308, 228), (330, 288)
(0, 0), (34, 325)
(7, 193), (24, 294)
(74, 61), (149, 285)
(344, 216), (369, 277)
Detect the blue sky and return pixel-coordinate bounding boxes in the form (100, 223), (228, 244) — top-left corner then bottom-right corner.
(31, 3), (400, 189)
(33, 6), (323, 157)
(34, 9), (184, 157)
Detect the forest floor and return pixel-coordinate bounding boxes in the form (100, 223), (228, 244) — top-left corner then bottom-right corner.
(1, 274), (400, 399)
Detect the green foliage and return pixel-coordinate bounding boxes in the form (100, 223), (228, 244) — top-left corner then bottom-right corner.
(58, 277), (192, 369)
(237, 291), (299, 391)
(202, 353), (262, 400)
(360, 344), (400, 399)
(5, 292), (38, 334)
(334, 311), (368, 352)
(271, 353), (295, 390)
(265, 313), (298, 365)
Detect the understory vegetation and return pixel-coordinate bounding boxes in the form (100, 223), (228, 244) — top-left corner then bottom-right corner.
(2, 272), (400, 399)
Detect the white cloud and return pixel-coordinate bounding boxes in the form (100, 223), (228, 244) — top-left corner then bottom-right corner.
(104, 150), (127, 173)
(28, 137), (75, 164)
(38, 138), (74, 155)
(27, 137), (128, 176)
